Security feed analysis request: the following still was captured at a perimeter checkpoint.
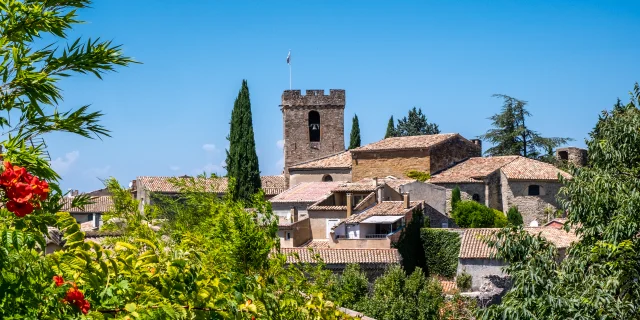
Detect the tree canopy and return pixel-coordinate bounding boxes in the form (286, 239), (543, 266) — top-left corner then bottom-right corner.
(479, 94), (572, 160)
(396, 107), (440, 136)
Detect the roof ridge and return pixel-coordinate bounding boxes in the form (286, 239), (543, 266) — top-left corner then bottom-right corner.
(289, 151), (349, 167)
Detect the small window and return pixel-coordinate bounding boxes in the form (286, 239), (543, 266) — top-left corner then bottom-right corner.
(285, 232), (291, 240)
(558, 151), (569, 160)
(472, 194), (480, 202)
(322, 174), (333, 182)
(309, 111), (320, 142)
(441, 222), (448, 228)
(88, 213), (93, 221)
(528, 185), (540, 196)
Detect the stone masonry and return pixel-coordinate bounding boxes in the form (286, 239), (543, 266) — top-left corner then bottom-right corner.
(282, 90), (345, 187)
(555, 147), (587, 167)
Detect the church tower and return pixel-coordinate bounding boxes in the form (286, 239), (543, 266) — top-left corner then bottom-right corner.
(281, 89), (345, 185)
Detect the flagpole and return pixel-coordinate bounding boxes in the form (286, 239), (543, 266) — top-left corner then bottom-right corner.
(289, 63), (292, 90)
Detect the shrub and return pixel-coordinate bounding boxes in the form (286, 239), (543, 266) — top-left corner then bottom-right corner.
(332, 264), (369, 309)
(394, 209), (426, 273)
(507, 206), (523, 226)
(456, 272), (472, 292)
(421, 229), (461, 278)
(451, 186), (462, 210)
(452, 201), (506, 228)
(406, 170), (430, 182)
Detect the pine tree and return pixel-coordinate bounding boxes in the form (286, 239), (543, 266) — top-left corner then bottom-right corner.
(396, 107), (440, 136)
(479, 94), (572, 160)
(225, 80), (262, 203)
(385, 115), (396, 138)
(349, 114), (361, 149)
(507, 206), (523, 226)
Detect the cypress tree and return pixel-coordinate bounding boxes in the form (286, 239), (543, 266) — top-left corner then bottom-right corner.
(451, 186), (461, 211)
(349, 114), (361, 150)
(507, 206), (523, 226)
(225, 79), (262, 203)
(385, 116), (396, 138)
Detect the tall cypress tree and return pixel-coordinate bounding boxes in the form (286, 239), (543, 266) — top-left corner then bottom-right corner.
(385, 115), (396, 138)
(349, 114), (361, 149)
(225, 80), (261, 203)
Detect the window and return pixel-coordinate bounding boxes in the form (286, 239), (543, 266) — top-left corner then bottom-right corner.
(322, 174), (333, 182)
(472, 194), (480, 202)
(558, 151), (569, 160)
(285, 232), (291, 240)
(441, 222), (449, 228)
(528, 185), (540, 196)
(88, 213), (93, 221)
(308, 111), (320, 142)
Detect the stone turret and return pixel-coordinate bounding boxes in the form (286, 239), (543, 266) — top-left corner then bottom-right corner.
(556, 147), (587, 167)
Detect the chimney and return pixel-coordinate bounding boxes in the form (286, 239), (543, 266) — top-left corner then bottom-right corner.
(290, 207), (298, 222)
(93, 213), (100, 229)
(470, 139), (482, 154)
(346, 193), (353, 217)
(374, 177), (378, 186)
(403, 192), (411, 209)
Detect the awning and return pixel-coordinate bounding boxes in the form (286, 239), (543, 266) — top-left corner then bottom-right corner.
(360, 215), (404, 224)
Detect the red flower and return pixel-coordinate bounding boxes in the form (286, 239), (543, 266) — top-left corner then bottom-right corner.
(32, 178), (49, 201)
(6, 182), (34, 203)
(64, 286), (90, 315)
(6, 200), (33, 217)
(78, 299), (91, 314)
(53, 275), (64, 287)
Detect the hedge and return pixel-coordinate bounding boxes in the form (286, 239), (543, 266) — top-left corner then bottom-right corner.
(420, 228), (461, 278)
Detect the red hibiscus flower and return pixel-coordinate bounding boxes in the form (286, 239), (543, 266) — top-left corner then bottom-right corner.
(6, 200), (34, 217)
(0, 161), (50, 217)
(78, 299), (91, 314)
(64, 286), (90, 314)
(53, 275), (65, 287)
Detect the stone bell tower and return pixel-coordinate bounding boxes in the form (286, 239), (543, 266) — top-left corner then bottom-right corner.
(281, 89), (345, 186)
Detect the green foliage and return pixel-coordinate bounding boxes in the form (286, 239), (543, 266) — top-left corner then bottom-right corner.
(357, 266), (444, 320)
(405, 170), (430, 182)
(480, 84), (640, 319)
(506, 206), (523, 226)
(456, 272), (472, 292)
(396, 107), (440, 136)
(451, 201), (506, 228)
(331, 264), (369, 310)
(349, 114), (361, 149)
(394, 209), (426, 274)
(451, 186), (461, 211)
(420, 228), (460, 278)
(479, 94), (572, 160)
(385, 115), (397, 138)
(225, 79), (262, 204)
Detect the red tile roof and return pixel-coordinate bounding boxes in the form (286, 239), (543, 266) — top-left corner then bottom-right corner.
(289, 151), (352, 169)
(352, 134), (458, 152)
(299, 240), (330, 248)
(440, 280), (458, 294)
(280, 248), (401, 264)
(430, 156), (571, 183)
(137, 175), (285, 196)
(459, 227), (579, 259)
(270, 182), (341, 203)
(342, 201), (422, 224)
(332, 180), (379, 192)
(61, 196), (113, 213)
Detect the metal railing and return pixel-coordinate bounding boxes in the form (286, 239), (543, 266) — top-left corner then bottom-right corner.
(364, 234), (389, 239)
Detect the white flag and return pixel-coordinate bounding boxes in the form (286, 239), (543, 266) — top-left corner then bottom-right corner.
(286, 50), (291, 64)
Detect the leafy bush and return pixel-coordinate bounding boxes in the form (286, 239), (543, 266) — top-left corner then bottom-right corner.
(456, 272), (472, 292)
(507, 206), (523, 226)
(421, 229), (461, 278)
(406, 170), (431, 182)
(452, 186), (462, 210)
(332, 264), (369, 310)
(452, 201), (506, 228)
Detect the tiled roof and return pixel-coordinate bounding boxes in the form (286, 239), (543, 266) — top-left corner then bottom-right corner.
(280, 248), (401, 264)
(289, 151), (352, 169)
(278, 217), (309, 230)
(440, 280), (457, 294)
(459, 227), (579, 259)
(137, 175), (285, 196)
(383, 178), (417, 190)
(61, 196), (113, 213)
(430, 156), (571, 183)
(307, 204), (348, 211)
(332, 179), (379, 192)
(353, 192), (377, 211)
(270, 182), (341, 203)
(353, 134), (458, 152)
(342, 201), (422, 224)
(300, 240), (330, 248)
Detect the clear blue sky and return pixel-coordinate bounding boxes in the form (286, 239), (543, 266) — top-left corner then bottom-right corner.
(45, 0), (640, 192)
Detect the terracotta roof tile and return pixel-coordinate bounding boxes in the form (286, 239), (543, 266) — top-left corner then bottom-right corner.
(353, 134), (458, 152)
(270, 182), (341, 203)
(332, 179), (379, 192)
(382, 178), (417, 190)
(353, 192), (377, 211)
(61, 196), (113, 213)
(278, 217), (309, 230)
(299, 240), (330, 248)
(342, 201), (422, 224)
(290, 151), (352, 169)
(440, 280), (457, 294)
(137, 175), (285, 196)
(459, 227), (578, 259)
(430, 156), (571, 183)
(280, 248), (401, 264)
(307, 204), (348, 211)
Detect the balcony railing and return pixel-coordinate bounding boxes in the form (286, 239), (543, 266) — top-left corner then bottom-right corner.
(364, 234), (389, 239)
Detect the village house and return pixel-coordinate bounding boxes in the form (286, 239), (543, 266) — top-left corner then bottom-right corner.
(60, 195), (114, 231)
(457, 227), (578, 290)
(429, 156), (572, 225)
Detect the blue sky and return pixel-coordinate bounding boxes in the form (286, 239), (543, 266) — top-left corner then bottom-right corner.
(44, 0), (640, 192)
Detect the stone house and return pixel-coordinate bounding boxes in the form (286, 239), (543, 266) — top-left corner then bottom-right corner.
(457, 227), (578, 290)
(133, 175), (286, 212)
(288, 151), (352, 186)
(349, 134), (482, 182)
(269, 181), (342, 221)
(278, 217), (312, 248)
(60, 195), (114, 231)
(429, 156), (572, 225)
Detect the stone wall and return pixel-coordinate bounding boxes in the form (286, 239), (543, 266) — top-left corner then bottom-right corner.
(288, 169), (352, 186)
(282, 90), (345, 187)
(501, 172), (563, 225)
(457, 258), (506, 291)
(437, 182), (486, 214)
(429, 136), (481, 174)
(399, 181), (446, 215)
(351, 150), (430, 181)
(308, 210), (348, 239)
(556, 147), (587, 167)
